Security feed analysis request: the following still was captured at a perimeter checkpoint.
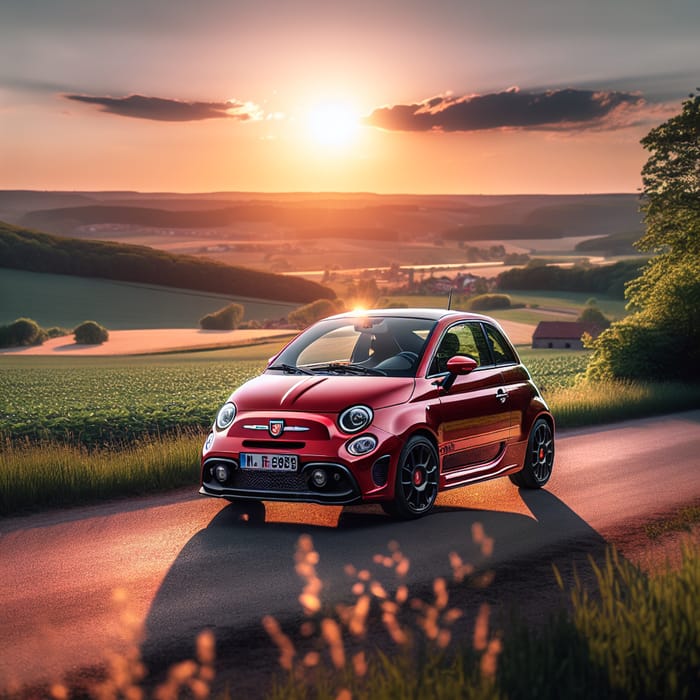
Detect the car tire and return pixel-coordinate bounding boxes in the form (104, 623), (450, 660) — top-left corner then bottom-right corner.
(509, 417), (554, 489)
(385, 435), (439, 519)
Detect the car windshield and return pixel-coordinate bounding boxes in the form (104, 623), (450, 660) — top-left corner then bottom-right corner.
(269, 315), (437, 377)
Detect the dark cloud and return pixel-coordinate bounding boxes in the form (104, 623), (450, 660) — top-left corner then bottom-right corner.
(364, 88), (646, 132)
(64, 93), (262, 122)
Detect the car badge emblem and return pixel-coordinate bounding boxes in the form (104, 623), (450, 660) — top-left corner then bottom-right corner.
(269, 419), (285, 438)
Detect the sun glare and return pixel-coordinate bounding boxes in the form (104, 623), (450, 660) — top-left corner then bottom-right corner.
(306, 102), (359, 149)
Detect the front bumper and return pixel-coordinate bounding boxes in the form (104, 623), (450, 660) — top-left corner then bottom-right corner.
(201, 457), (364, 505)
(200, 409), (405, 505)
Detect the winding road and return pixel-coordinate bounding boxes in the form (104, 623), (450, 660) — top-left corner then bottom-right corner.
(1, 410), (699, 695)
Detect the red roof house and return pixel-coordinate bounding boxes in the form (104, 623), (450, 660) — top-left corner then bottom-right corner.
(532, 321), (602, 350)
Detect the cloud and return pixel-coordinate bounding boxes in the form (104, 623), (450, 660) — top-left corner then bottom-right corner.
(64, 93), (263, 122)
(364, 88), (646, 133)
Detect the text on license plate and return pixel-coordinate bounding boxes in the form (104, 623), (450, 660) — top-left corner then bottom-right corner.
(239, 453), (298, 471)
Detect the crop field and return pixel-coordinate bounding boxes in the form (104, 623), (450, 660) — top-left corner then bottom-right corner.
(518, 348), (590, 390)
(0, 358), (264, 445)
(0, 347), (588, 446)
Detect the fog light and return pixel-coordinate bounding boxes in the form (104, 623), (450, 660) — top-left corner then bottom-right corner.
(214, 464), (229, 483)
(311, 468), (327, 488)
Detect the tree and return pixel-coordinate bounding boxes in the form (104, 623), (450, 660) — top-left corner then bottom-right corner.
(74, 320), (109, 345)
(587, 91), (700, 380)
(288, 299), (342, 328)
(199, 303), (244, 330)
(576, 304), (610, 330)
(0, 318), (46, 347)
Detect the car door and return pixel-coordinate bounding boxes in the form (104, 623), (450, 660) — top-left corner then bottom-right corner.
(429, 322), (512, 473)
(481, 321), (533, 441)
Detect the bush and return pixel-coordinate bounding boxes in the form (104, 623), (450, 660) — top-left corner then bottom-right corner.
(238, 319), (262, 330)
(466, 293), (512, 311)
(45, 326), (70, 338)
(577, 305), (611, 329)
(199, 303), (244, 330)
(74, 320), (109, 345)
(288, 298), (342, 328)
(0, 317), (45, 347)
(585, 316), (687, 381)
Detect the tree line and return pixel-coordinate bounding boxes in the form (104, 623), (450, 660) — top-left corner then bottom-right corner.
(0, 223), (335, 304)
(495, 259), (644, 298)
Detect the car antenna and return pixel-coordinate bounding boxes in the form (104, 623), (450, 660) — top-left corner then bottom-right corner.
(447, 288), (453, 310)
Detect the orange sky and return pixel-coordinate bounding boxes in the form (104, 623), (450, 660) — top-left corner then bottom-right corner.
(1, 1), (697, 194)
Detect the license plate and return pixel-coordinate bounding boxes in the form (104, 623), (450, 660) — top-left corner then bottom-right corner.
(239, 452), (299, 471)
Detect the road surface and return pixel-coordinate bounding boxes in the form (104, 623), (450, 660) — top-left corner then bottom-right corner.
(1, 410), (699, 695)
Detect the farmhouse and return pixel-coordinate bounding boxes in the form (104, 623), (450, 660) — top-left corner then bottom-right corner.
(531, 321), (602, 350)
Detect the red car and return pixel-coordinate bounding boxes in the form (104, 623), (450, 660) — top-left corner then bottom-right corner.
(200, 309), (554, 518)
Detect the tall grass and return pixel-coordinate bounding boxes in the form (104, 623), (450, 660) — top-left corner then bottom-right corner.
(258, 543), (700, 700)
(5, 534), (698, 699)
(236, 543), (700, 700)
(547, 380), (700, 429)
(0, 431), (203, 516)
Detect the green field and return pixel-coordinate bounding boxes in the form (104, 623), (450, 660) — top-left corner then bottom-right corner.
(0, 345), (588, 446)
(0, 347), (273, 445)
(0, 268), (299, 329)
(500, 289), (628, 319)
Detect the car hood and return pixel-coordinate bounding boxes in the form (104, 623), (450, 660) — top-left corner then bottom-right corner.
(230, 374), (415, 413)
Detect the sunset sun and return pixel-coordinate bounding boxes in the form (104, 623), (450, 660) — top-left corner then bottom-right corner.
(306, 101), (360, 149)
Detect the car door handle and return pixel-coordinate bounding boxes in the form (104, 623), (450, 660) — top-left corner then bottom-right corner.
(496, 388), (509, 404)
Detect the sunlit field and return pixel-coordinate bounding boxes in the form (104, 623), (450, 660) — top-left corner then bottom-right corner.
(0, 345), (586, 446)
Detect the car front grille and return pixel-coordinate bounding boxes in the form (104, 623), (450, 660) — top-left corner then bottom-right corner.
(229, 469), (308, 491)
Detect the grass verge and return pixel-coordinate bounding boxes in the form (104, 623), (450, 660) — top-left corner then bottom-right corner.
(0, 431), (203, 516)
(258, 544), (700, 700)
(644, 505), (700, 540)
(547, 380), (700, 429)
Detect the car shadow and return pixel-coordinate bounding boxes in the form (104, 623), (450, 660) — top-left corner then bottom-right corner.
(139, 489), (613, 695)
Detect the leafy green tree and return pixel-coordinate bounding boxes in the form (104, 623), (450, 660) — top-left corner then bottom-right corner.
(199, 303), (244, 330)
(466, 294), (512, 311)
(288, 298), (342, 328)
(587, 91), (700, 380)
(74, 320), (109, 345)
(0, 317), (46, 347)
(577, 304), (610, 329)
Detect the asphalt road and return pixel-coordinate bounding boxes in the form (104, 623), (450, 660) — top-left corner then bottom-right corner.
(1, 410), (699, 694)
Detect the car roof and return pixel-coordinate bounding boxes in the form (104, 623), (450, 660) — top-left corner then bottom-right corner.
(326, 307), (496, 323)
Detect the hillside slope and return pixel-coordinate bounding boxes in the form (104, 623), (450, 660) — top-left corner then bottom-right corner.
(0, 222), (334, 303)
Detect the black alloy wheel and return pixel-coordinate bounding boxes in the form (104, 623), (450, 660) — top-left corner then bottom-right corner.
(510, 417), (554, 489)
(383, 435), (439, 519)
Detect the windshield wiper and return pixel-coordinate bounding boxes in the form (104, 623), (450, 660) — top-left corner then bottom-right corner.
(268, 363), (314, 375)
(311, 363), (386, 376)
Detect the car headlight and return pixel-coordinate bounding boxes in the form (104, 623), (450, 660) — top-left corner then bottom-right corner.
(338, 405), (373, 433)
(346, 434), (378, 456)
(215, 402), (237, 431)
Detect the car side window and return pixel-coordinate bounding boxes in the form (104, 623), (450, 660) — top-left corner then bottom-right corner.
(428, 322), (490, 375)
(483, 324), (517, 365)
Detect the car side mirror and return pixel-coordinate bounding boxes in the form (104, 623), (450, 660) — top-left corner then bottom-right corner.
(446, 355), (478, 375)
(440, 355), (478, 391)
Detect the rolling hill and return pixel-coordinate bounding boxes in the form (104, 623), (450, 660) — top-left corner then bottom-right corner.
(0, 221), (335, 304)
